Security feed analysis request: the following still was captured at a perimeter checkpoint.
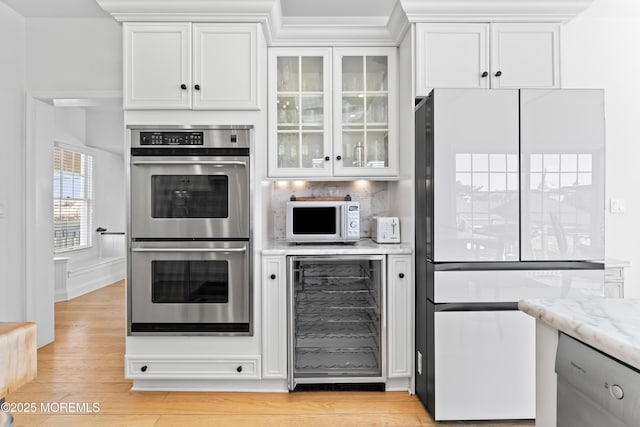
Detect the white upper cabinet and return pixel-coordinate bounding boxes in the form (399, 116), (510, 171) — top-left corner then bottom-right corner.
(333, 47), (398, 178)
(490, 23), (560, 89)
(416, 23), (490, 92)
(193, 24), (259, 110)
(416, 23), (560, 96)
(268, 47), (398, 179)
(124, 22), (259, 110)
(268, 48), (333, 178)
(124, 23), (192, 109)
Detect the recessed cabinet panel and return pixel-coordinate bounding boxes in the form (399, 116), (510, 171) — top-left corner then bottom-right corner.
(262, 256), (287, 379)
(387, 255), (412, 378)
(416, 23), (490, 94)
(491, 23), (560, 88)
(124, 23), (191, 109)
(193, 24), (258, 109)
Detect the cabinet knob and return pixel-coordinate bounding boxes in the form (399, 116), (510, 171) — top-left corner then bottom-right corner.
(180, 84), (187, 90)
(495, 71), (502, 77)
(399, 273), (405, 279)
(194, 84), (201, 90)
(324, 156), (330, 161)
(336, 155), (342, 161)
(270, 274), (276, 280)
(140, 365), (148, 372)
(481, 71), (488, 78)
(236, 366), (243, 373)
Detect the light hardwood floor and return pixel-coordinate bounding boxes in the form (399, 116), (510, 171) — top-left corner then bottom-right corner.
(7, 281), (534, 427)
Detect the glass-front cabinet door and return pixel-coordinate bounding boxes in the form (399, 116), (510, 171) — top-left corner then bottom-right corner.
(333, 47), (398, 177)
(268, 48), (332, 178)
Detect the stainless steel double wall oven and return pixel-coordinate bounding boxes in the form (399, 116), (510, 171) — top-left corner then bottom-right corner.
(128, 125), (252, 335)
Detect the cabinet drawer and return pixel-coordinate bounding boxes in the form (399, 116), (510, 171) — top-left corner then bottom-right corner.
(126, 355), (260, 380)
(605, 267), (623, 281)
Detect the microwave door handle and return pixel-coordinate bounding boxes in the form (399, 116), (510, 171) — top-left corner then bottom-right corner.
(340, 204), (345, 237)
(131, 160), (247, 167)
(131, 246), (247, 253)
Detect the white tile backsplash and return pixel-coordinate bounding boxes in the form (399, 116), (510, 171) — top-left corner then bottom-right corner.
(268, 181), (389, 240)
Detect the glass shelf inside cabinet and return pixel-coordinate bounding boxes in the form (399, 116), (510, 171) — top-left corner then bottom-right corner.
(277, 55), (326, 170)
(340, 56), (389, 169)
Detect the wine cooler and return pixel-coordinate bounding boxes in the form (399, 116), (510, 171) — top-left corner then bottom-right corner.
(288, 255), (386, 390)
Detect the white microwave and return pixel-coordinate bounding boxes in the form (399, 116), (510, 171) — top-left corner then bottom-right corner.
(286, 201), (360, 243)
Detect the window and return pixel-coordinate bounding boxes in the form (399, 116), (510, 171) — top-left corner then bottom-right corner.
(53, 146), (94, 252)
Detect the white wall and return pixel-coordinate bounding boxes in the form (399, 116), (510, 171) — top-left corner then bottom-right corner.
(86, 108), (125, 154)
(0, 4), (26, 322)
(54, 107), (86, 145)
(562, 0), (640, 297)
(26, 17), (122, 94)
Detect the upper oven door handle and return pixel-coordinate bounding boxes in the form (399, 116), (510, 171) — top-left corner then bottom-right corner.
(131, 246), (247, 253)
(131, 160), (247, 167)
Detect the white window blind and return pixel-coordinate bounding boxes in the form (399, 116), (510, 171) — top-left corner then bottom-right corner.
(53, 146), (94, 252)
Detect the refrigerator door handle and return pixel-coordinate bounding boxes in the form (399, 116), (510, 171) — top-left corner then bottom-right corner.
(432, 302), (519, 312)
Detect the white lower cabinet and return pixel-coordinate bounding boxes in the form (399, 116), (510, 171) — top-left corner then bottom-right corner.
(434, 310), (535, 420)
(126, 355), (261, 380)
(261, 256), (288, 379)
(260, 253), (413, 385)
(387, 255), (413, 378)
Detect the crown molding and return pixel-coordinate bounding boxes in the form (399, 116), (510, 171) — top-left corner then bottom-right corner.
(269, 16), (398, 46)
(387, 0), (410, 45)
(400, 0), (596, 23)
(95, 0), (594, 46)
(95, 0), (276, 22)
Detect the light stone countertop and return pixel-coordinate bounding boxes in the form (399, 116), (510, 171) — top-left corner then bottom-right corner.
(261, 238), (412, 256)
(519, 298), (640, 369)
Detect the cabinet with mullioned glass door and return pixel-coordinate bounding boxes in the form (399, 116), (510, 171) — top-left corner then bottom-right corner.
(268, 47), (398, 178)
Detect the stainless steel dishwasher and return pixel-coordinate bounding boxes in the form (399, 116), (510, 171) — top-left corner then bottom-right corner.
(556, 332), (640, 427)
(288, 255), (386, 390)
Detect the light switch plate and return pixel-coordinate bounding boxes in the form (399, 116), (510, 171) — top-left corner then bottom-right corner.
(610, 198), (626, 214)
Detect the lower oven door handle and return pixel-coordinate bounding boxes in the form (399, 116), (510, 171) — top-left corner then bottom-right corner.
(131, 246), (247, 253)
(131, 160), (247, 167)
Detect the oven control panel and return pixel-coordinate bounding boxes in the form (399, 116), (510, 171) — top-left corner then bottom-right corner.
(140, 131), (204, 145)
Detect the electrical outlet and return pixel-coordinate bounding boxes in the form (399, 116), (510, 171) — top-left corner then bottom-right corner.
(417, 351), (423, 375)
(610, 198), (626, 214)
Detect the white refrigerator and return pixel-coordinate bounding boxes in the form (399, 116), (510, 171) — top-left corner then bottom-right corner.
(414, 89), (605, 421)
